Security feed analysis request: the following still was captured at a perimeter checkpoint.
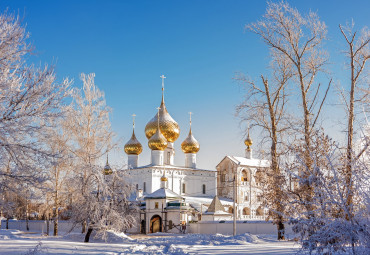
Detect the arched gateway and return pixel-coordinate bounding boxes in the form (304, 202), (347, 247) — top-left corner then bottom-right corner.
(150, 215), (162, 233)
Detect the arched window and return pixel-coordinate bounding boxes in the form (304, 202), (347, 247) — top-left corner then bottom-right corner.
(256, 206), (264, 216)
(241, 170), (248, 182)
(167, 152), (171, 164)
(136, 184), (138, 190)
(143, 182), (146, 193)
(202, 184), (206, 194)
(169, 220), (173, 229)
(243, 207), (251, 215)
(182, 183), (186, 194)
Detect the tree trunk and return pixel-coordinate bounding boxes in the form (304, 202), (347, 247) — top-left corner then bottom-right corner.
(263, 77), (285, 240)
(345, 46), (355, 221)
(84, 228), (93, 243)
(46, 217), (49, 236)
(26, 203), (29, 231)
(54, 193), (59, 236)
(54, 218), (58, 236)
(277, 216), (285, 240)
(82, 220), (87, 233)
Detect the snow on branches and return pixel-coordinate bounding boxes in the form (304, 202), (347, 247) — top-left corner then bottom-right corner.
(0, 11), (71, 191)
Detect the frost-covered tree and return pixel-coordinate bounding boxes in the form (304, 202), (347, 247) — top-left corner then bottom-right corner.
(235, 51), (292, 240)
(66, 73), (136, 242)
(72, 171), (137, 242)
(246, 2), (331, 223)
(0, 11), (71, 192)
(338, 23), (369, 220)
(289, 130), (369, 254)
(42, 117), (74, 236)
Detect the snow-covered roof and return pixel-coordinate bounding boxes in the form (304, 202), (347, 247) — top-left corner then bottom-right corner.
(203, 210), (232, 215)
(144, 188), (182, 200)
(217, 156), (270, 168)
(206, 196), (225, 213)
(184, 196), (233, 213)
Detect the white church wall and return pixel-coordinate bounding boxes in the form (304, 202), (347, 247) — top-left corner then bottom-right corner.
(126, 167), (216, 196)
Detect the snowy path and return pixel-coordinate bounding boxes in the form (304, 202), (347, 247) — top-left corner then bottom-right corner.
(0, 230), (300, 254)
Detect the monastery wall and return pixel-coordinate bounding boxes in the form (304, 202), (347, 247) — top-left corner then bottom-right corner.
(188, 221), (294, 236)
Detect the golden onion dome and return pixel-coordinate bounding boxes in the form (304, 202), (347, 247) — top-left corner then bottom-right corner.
(103, 155), (113, 175)
(181, 128), (200, 154)
(124, 130), (143, 155)
(148, 127), (168, 151)
(161, 175), (168, 182)
(145, 94), (180, 143)
(244, 132), (253, 149)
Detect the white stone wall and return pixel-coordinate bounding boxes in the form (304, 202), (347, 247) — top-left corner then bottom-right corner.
(188, 221), (294, 236)
(0, 220), (82, 234)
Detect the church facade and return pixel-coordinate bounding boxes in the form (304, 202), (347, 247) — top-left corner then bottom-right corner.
(119, 76), (270, 234)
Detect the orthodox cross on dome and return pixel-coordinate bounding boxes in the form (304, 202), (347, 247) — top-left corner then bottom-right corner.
(160, 75), (166, 91)
(160, 75), (166, 103)
(132, 113), (136, 130)
(189, 112), (193, 127)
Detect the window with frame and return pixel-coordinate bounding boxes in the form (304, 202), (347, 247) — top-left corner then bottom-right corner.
(169, 220), (173, 229)
(245, 193), (249, 201)
(155, 202), (159, 209)
(143, 182), (146, 192)
(241, 170), (248, 182)
(202, 184), (206, 194)
(182, 183), (186, 194)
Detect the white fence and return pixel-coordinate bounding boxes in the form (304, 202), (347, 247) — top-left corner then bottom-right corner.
(1, 220), (294, 237)
(188, 221), (293, 236)
(0, 220), (82, 234)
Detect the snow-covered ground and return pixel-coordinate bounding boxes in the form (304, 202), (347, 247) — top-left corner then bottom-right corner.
(0, 229), (300, 254)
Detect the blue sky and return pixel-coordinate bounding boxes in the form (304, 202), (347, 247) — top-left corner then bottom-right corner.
(1, 0), (369, 169)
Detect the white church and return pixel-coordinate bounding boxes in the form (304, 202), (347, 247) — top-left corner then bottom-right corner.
(117, 76), (270, 234)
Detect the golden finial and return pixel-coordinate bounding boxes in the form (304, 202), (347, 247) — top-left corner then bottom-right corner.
(244, 127), (253, 149)
(161, 172), (168, 182)
(160, 75), (166, 104)
(132, 113), (136, 130)
(189, 112), (192, 130)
